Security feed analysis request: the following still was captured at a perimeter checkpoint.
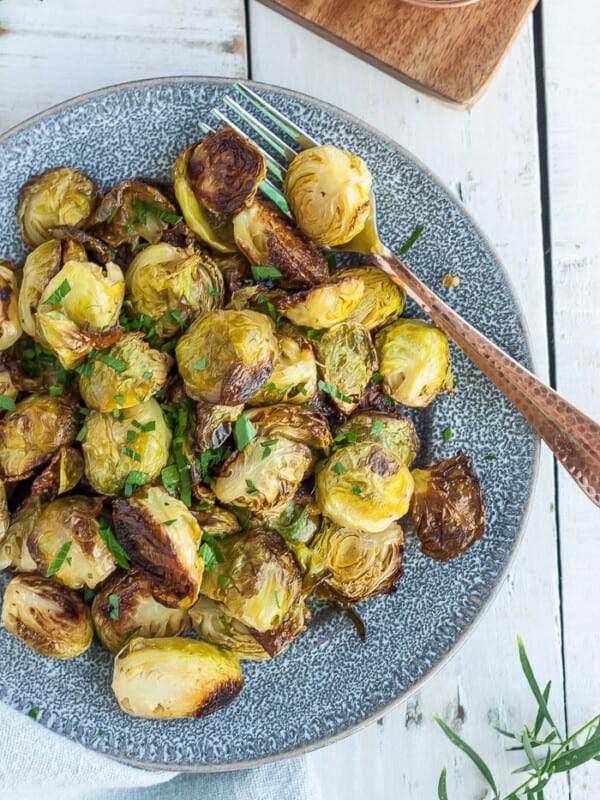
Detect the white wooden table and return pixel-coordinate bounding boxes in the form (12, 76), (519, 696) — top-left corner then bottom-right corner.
(1, 1), (598, 797)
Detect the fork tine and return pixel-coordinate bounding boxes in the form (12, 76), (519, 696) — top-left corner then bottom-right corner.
(260, 178), (290, 216)
(234, 83), (320, 151)
(221, 95), (298, 164)
(210, 109), (287, 184)
(199, 121), (215, 135)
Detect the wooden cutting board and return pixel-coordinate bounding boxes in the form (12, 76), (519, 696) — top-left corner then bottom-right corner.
(254, 0), (539, 107)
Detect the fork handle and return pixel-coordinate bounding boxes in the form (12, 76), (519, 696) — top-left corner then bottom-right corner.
(372, 252), (600, 508)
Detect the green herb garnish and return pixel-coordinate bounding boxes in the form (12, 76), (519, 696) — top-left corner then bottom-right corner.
(398, 224), (424, 255)
(123, 470), (149, 496)
(274, 589), (281, 608)
(121, 446), (141, 462)
(220, 615), (235, 638)
(443, 426), (452, 443)
(42, 279), (71, 305)
(352, 485), (362, 496)
(306, 328), (324, 341)
(48, 385), (63, 396)
(132, 197), (183, 226)
(325, 252), (337, 270)
(251, 265), (282, 280)
(46, 541), (72, 577)
(318, 380), (352, 404)
(131, 419), (156, 433)
(28, 707), (40, 721)
(0, 395), (16, 412)
(193, 357), (207, 371)
(108, 593), (120, 620)
(371, 372), (384, 386)
(121, 626), (142, 646)
(218, 575), (232, 589)
(260, 438), (278, 459)
(126, 429), (137, 444)
(142, 370), (153, 380)
(98, 517), (130, 569)
(246, 479), (259, 496)
(235, 413), (257, 451)
(485, 454), (497, 461)
(370, 420), (383, 434)
(169, 309), (187, 330)
(333, 462), (346, 475)
(163, 519), (177, 526)
(98, 353), (128, 372)
(161, 464), (180, 493)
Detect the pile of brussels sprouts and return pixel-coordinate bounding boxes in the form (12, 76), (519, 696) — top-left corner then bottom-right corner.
(0, 128), (485, 720)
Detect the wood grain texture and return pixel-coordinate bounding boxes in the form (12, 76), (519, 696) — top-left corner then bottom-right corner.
(254, 0), (538, 106)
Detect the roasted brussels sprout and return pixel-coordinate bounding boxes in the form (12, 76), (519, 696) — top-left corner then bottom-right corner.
(0, 365), (18, 408)
(410, 453), (486, 561)
(194, 402), (244, 452)
(315, 322), (377, 414)
(248, 333), (317, 406)
(283, 144), (372, 247)
(0, 262), (22, 351)
(48, 224), (113, 265)
(82, 398), (172, 496)
(28, 495), (116, 589)
(335, 265), (405, 331)
(125, 243), (224, 338)
(0, 495), (42, 572)
(18, 240), (63, 337)
(316, 443), (414, 533)
(112, 637), (243, 719)
(92, 569), (191, 654)
(79, 333), (172, 412)
(18, 167), (99, 248)
(30, 446), (84, 501)
(312, 518), (404, 602)
(0, 394), (78, 481)
(112, 486), (203, 609)
(266, 493), (322, 545)
(375, 318), (453, 407)
(233, 198), (329, 289)
(176, 310), (277, 405)
(192, 505), (241, 537)
(244, 404), (333, 459)
(335, 411), (419, 466)
(1, 574), (93, 659)
(35, 260), (125, 369)
(274, 275), (364, 329)
(189, 596), (271, 661)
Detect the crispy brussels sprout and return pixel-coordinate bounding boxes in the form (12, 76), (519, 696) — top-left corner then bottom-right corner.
(125, 243), (224, 338)
(214, 250), (253, 293)
(248, 333), (317, 406)
(49, 224), (113, 264)
(335, 265), (405, 330)
(192, 505), (241, 537)
(200, 529), (303, 632)
(375, 318), (453, 407)
(335, 411), (419, 466)
(0, 262), (22, 351)
(112, 637), (243, 719)
(410, 453), (486, 561)
(0, 365), (18, 408)
(92, 569), (191, 654)
(244, 404), (332, 459)
(274, 275), (364, 329)
(82, 398), (172, 496)
(189, 596), (271, 661)
(316, 443), (414, 533)
(315, 322), (377, 414)
(28, 495), (116, 589)
(233, 198), (329, 289)
(194, 402), (244, 452)
(312, 518), (404, 602)
(36, 260), (125, 369)
(112, 486), (203, 609)
(18, 167), (99, 248)
(283, 144), (372, 247)
(0, 481), (8, 545)
(0, 394), (78, 481)
(266, 493), (322, 545)
(0, 495), (42, 572)
(1, 574), (93, 659)
(31, 446), (84, 501)
(18, 240), (63, 337)
(174, 145), (238, 253)
(79, 333), (172, 412)
(176, 310), (277, 405)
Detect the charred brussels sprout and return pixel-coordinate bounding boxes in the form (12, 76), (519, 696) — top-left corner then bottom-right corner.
(92, 569), (191, 654)
(274, 275), (364, 329)
(112, 486), (203, 609)
(176, 310), (277, 405)
(375, 318), (453, 407)
(79, 333), (172, 412)
(31, 446), (84, 501)
(192, 505), (241, 537)
(315, 322), (378, 414)
(112, 637), (243, 719)
(125, 243), (224, 338)
(312, 518), (404, 603)
(18, 167), (99, 248)
(410, 453), (486, 561)
(0, 394), (78, 481)
(248, 333), (317, 406)
(0, 495), (42, 572)
(18, 240), (63, 337)
(36, 260), (125, 370)
(335, 265), (405, 331)
(244, 404), (333, 459)
(189, 596), (272, 661)
(194, 402), (244, 453)
(1, 574), (93, 659)
(0, 262), (22, 351)
(335, 412), (419, 466)
(82, 398), (172, 496)
(233, 198), (329, 289)
(283, 144), (372, 247)
(316, 443), (414, 533)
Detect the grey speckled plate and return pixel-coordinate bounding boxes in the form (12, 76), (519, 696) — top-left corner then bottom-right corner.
(0, 78), (537, 771)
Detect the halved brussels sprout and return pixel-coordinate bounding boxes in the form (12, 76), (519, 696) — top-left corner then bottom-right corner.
(266, 493), (322, 545)
(247, 333), (317, 406)
(316, 442), (414, 533)
(112, 637), (243, 719)
(79, 333), (172, 412)
(125, 243), (224, 338)
(175, 309), (277, 405)
(274, 275), (364, 329)
(48, 225), (114, 265)
(189, 596), (271, 661)
(18, 240), (63, 337)
(92, 569), (191, 654)
(28, 495), (116, 589)
(200, 529), (303, 632)
(36, 260), (125, 369)
(82, 397), (172, 496)
(30, 446), (84, 501)
(335, 265), (405, 330)
(243, 404), (333, 459)
(0, 394), (79, 481)
(18, 167), (99, 248)
(0, 262), (22, 351)
(233, 198), (329, 289)
(192, 505), (241, 537)
(410, 453), (486, 561)
(283, 144), (372, 247)
(214, 250), (254, 293)
(112, 486), (203, 609)
(1, 574), (93, 659)
(0, 495), (42, 572)
(312, 518), (404, 603)
(335, 411), (419, 466)
(375, 318), (453, 407)
(194, 402), (244, 453)
(315, 321), (377, 414)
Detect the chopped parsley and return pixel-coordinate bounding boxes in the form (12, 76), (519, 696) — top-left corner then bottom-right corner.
(28, 707), (40, 721)
(325, 252), (337, 270)
(98, 353), (128, 372)
(142, 370), (153, 380)
(218, 575), (232, 589)
(108, 593), (120, 620)
(46, 541), (72, 577)
(443, 426), (453, 443)
(42, 279), (71, 305)
(123, 470), (149, 496)
(485, 454), (497, 461)
(260, 438), (279, 459)
(370, 420), (384, 435)
(48, 385), (63, 396)
(163, 519), (177, 526)
(121, 446), (141, 462)
(98, 517), (130, 569)
(306, 328), (324, 341)
(161, 464), (180, 493)
(251, 265), (282, 281)
(121, 626), (142, 646)
(192, 357), (207, 371)
(0, 394), (16, 412)
(371, 372), (384, 386)
(219, 615), (235, 638)
(126, 429), (137, 444)
(131, 419), (156, 433)
(246, 479), (259, 496)
(274, 589), (281, 609)
(169, 309), (187, 331)
(333, 462), (346, 475)
(398, 224), (424, 255)
(318, 380), (352, 404)
(235, 413), (257, 451)
(132, 197), (183, 227)
(207, 282), (221, 297)
(352, 485), (363, 496)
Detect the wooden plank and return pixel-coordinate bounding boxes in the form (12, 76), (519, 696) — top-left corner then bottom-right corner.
(542, 1), (600, 795)
(249, 3), (568, 797)
(0, 0), (247, 133)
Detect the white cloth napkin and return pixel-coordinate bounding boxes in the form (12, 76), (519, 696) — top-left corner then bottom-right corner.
(0, 702), (322, 800)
